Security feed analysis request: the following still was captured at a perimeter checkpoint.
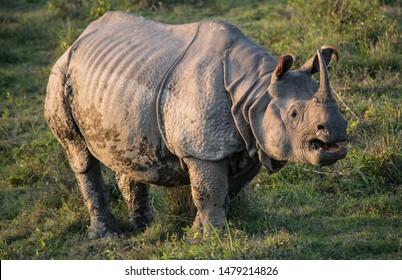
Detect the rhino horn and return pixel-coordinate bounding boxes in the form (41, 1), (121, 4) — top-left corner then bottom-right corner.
(314, 48), (336, 103)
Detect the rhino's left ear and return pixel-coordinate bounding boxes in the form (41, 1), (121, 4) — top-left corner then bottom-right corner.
(273, 54), (294, 80)
(300, 46), (338, 75)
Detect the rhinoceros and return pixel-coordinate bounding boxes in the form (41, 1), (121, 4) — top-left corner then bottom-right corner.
(45, 12), (348, 238)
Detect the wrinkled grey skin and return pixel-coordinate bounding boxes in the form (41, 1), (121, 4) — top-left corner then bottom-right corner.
(45, 12), (348, 238)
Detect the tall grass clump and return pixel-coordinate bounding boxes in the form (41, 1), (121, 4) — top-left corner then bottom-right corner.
(47, 0), (112, 20)
(257, 0), (400, 68)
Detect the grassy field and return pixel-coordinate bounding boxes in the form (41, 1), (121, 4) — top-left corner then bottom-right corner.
(0, 0), (401, 259)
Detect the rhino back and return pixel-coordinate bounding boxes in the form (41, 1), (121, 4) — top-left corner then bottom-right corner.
(64, 12), (197, 183)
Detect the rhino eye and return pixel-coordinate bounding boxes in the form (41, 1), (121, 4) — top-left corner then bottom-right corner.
(290, 109), (297, 118)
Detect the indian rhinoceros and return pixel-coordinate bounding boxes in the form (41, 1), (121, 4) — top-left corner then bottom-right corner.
(45, 12), (348, 238)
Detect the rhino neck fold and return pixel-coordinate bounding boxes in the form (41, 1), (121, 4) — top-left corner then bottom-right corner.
(223, 40), (277, 156)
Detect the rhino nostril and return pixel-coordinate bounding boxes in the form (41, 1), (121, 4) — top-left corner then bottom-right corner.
(317, 124), (325, 131)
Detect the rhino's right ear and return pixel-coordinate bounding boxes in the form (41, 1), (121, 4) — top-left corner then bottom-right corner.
(273, 54), (294, 80)
(300, 46), (339, 75)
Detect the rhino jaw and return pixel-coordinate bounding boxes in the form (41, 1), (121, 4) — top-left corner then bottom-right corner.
(306, 138), (347, 166)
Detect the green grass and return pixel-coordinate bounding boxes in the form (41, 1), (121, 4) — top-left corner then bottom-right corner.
(0, 0), (401, 259)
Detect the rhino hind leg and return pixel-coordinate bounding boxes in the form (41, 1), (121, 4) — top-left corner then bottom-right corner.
(183, 158), (230, 233)
(75, 158), (121, 239)
(116, 174), (153, 231)
(52, 132), (120, 239)
(45, 67), (119, 239)
(52, 127), (119, 239)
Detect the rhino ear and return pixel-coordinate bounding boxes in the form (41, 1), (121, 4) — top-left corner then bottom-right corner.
(300, 46), (338, 75)
(273, 54), (294, 80)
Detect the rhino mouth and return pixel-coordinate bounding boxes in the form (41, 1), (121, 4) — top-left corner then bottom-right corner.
(308, 139), (344, 151)
(307, 138), (347, 165)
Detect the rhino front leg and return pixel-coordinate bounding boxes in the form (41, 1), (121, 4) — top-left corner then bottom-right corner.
(183, 158), (230, 232)
(116, 173), (153, 230)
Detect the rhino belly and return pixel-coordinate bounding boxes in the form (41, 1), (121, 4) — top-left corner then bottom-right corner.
(74, 93), (188, 186)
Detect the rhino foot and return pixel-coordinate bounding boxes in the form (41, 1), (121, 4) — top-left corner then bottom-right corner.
(87, 225), (122, 240)
(129, 209), (153, 231)
(193, 216), (226, 234)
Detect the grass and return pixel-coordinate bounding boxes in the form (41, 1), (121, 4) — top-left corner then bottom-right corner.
(0, 0), (401, 259)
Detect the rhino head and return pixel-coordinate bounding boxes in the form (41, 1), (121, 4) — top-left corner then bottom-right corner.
(250, 47), (348, 171)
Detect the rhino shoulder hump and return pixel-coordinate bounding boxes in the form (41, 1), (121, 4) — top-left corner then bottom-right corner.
(199, 19), (244, 44)
(95, 11), (141, 24)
